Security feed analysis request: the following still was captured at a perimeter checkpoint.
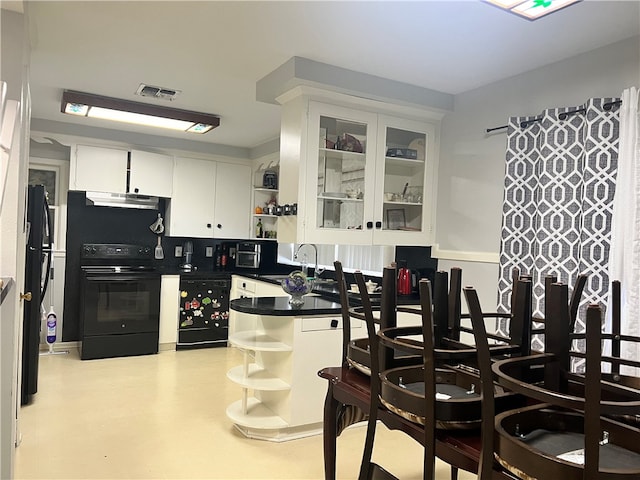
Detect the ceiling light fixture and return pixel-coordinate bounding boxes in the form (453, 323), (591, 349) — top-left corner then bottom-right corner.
(484, 0), (582, 20)
(61, 90), (219, 134)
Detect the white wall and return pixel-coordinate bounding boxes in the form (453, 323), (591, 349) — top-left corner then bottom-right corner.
(1, 7), (30, 479)
(436, 35), (640, 310)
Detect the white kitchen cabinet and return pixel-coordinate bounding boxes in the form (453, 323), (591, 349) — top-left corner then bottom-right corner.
(72, 144), (128, 193)
(129, 150), (173, 197)
(167, 156), (216, 237)
(72, 145), (174, 197)
(303, 103), (378, 244)
(278, 94), (440, 246)
(226, 298), (363, 441)
(372, 114), (437, 245)
(229, 275), (283, 338)
(214, 162), (251, 239)
(167, 157), (250, 239)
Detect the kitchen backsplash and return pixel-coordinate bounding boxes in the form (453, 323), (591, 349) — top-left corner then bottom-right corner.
(62, 191), (278, 341)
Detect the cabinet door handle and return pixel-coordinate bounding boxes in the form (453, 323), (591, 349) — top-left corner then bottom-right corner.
(206, 223), (212, 228)
(217, 224), (222, 229)
(366, 221), (373, 229)
(375, 221), (382, 229)
(134, 187), (139, 193)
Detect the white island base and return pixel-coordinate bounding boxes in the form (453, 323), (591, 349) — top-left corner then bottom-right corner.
(226, 295), (363, 442)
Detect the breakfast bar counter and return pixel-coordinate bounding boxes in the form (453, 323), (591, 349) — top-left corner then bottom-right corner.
(229, 295), (342, 316)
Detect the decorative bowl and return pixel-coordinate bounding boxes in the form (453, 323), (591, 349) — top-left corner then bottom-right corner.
(281, 271), (314, 306)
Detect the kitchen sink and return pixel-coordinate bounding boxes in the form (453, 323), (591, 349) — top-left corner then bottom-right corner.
(260, 274), (290, 282)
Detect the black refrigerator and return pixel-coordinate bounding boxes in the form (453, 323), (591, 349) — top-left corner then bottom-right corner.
(22, 184), (53, 405)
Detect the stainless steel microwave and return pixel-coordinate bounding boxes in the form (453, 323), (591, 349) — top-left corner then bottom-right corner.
(235, 242), (261, 268)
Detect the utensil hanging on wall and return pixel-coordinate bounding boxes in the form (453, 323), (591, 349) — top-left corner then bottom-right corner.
(155, 236), (164, 260)
(150, 213), (165, 259)
(149, 213), (165, 234)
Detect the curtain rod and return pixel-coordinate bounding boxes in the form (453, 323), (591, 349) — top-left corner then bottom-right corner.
(604, 99), (622, 110)
(486, 99), (622, 133)
(486, 117), (542, 133)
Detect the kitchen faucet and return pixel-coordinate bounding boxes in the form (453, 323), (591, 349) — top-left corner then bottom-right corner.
(294, 243), (324, 279)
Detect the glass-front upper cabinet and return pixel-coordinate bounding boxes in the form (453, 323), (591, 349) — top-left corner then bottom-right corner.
(373, 115), (436, 245)
(299, 101), (437, 246)
(305, 102), (378, 244)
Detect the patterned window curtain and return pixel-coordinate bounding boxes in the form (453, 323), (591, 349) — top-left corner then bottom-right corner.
(497, 98), (620, 355)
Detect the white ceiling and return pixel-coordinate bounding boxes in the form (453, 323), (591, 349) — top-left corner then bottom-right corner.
(24, 1), (640, 151)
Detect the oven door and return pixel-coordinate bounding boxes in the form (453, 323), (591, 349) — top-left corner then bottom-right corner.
(80, 272), (161, 336)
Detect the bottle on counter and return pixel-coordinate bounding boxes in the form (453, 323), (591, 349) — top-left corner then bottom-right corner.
(214, 245), (221, 270)
(255, 218), (263, 238)
(221, 244), (228, 269)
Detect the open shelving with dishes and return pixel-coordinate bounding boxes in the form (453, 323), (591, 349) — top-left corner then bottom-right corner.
(279, 97), (437, 245)
(226, 312), (294, 439)
(251, 159), (280, 240)
(226, 277), (365, 442)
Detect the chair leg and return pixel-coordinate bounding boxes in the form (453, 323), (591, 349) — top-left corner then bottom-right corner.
(358, 408), (378, 480)
(323, 384), (339, 480)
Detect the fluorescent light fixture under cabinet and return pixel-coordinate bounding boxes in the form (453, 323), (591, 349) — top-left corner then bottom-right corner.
(61, 90), (219, 134)
(484, 0), (582, 20)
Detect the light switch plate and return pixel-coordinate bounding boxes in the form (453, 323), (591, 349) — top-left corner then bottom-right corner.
(175, 246), (183, 257)
(205, 246), (213, 257)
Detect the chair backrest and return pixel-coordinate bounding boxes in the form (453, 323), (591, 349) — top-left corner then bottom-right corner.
(351, 267), (398, 372)
(569, 280), (640, 387)
(354, 270), (437, 479)
(465, 281), (606, 480)
(417, 277), (437, 479)
(335, 261), (401, 372)
(334, 260), (352, 368)
(436, 267), (534, 360)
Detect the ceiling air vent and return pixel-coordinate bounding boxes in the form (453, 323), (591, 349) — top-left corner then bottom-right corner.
(135, 83), (181, 101)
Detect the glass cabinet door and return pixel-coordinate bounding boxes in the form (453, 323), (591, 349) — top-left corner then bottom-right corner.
(375, 116), (434, 245)
(306, 103), (377, 244)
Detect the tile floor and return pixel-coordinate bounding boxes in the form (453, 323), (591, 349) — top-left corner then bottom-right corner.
(14, 346), (477, 479)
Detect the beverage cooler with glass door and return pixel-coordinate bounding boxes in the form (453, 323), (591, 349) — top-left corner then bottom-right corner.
(177, 276), (230, 349)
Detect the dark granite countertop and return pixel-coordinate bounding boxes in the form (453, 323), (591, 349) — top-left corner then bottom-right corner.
(230, 296), (342, 316)
(233, 272), (420, 305)
(166, 270), (421, 306)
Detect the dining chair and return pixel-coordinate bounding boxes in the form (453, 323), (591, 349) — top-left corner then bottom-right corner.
(465, 281), (640, 480)
(318, 262), (408, 480)
(353, 272), (530, 480)
(340, 262), (422, 377)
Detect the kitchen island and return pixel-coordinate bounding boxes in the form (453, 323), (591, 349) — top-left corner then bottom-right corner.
(226, 292), (363, 442)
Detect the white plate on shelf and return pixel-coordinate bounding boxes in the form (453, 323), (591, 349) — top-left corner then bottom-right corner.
(322, 192), (347, 198)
